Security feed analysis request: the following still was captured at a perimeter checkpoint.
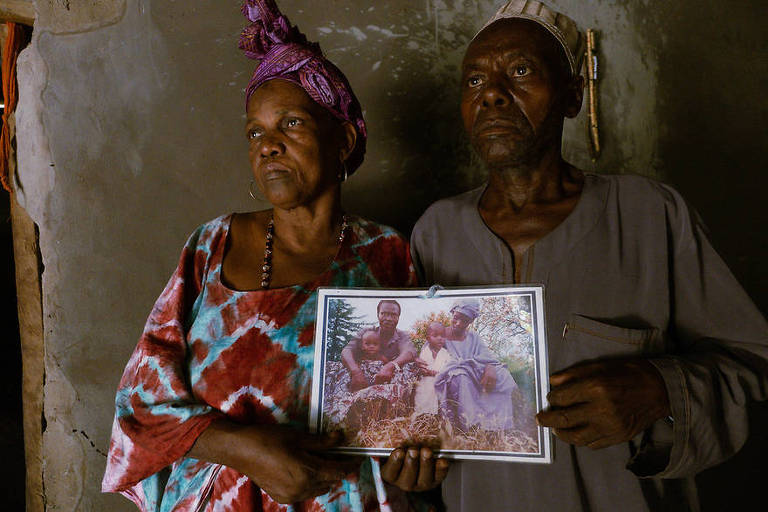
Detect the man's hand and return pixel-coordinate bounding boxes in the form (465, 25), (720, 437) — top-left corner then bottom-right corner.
(349, 369), (368, 391)
(536, 358), (671, 450)
(374, 362), (396, 384)
(415, 358), (437, 377)
(480, 364), (497, 392)
(381, 446), (450, 492)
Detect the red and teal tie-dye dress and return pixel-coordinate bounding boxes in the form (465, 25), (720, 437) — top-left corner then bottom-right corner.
(102, 214), (422, 512)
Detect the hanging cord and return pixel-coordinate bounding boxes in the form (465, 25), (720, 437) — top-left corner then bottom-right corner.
(421, 284), (444, 300)
(1, 22), (30, 193)
(370, 456), (394, 512)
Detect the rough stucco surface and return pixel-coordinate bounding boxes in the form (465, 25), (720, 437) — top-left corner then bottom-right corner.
(35, 0), (125, 34)
(14, 0), (766, 510)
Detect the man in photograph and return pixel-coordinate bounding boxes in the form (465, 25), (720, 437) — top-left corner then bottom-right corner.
(341, 300), (417, 391)
(434, 300), (518, 435)
(398, 0), (768, 510)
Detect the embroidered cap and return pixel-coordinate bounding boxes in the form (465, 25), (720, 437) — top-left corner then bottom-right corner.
(475, 0), (586, 76)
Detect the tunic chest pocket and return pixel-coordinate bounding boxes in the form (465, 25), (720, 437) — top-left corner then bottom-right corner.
(563, 314), (664, 361)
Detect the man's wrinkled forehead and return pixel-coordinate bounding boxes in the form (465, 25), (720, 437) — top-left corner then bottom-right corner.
(471, 0), (585, 76)
(463, 18), (570, 77)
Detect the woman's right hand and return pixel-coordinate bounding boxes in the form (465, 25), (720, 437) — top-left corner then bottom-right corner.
(190, 421), (362, 504)
(245, 426), (362, 503)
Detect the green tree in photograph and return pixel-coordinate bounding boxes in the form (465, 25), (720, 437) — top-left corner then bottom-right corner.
(475, 296), (536, 404)
(475, 296), (533, 361)
(326, 299), (368, 361)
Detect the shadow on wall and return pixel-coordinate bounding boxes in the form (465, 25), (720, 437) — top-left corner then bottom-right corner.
(338, 1), (497, 234)
(651, 2), (767, 314)
(352, 71), (486, 235)
(646, 3), (768, 510)
(697, 404), (768, 511)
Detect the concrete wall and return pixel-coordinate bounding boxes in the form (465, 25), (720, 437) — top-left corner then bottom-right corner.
(14, 0), (766, 510)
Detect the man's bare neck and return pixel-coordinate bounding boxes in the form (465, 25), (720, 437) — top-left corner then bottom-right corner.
(477, 156), (585, 282)
(482, 154), (581, 213)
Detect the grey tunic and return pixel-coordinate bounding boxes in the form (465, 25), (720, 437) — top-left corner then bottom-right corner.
(410, 173), (768, 511)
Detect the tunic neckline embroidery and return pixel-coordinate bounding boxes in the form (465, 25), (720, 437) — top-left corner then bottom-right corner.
(466, 173), (609, 282)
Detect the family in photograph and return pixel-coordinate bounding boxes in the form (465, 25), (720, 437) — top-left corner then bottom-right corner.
(325, 298), (524, 443)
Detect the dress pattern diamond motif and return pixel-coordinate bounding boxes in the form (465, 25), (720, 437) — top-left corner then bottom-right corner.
(102, 214), (425, 512)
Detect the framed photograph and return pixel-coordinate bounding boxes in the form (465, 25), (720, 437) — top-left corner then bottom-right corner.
(309, 286), (551, 463)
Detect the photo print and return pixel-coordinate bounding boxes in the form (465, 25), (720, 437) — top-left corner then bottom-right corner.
(309, 286), (551, 463)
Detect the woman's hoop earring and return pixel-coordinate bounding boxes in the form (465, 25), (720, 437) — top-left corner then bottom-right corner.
(338, 161), (349, 183)
(248, 180), (265, 201)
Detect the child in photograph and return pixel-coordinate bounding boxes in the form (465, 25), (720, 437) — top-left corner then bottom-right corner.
(354, 329), (390, 364)
(413, 322), (453, 416)
(343, 329), (391, 391)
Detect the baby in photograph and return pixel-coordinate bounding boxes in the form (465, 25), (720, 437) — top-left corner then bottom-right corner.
(354, 329), (390, 364)
(413, 322), (453, 416)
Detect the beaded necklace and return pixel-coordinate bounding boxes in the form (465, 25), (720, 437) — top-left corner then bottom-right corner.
(261, 214), (348, 289)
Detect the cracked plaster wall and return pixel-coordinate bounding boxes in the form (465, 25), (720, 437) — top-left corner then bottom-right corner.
(13, 0), (765, 510)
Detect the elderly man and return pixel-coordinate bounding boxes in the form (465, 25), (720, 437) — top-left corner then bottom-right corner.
(389, 1), (768, 510)
(341, 299), (417, 391)
(435, 300), (519, 433)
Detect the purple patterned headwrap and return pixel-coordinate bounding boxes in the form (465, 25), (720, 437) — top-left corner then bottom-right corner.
(239, 0), (367, 174)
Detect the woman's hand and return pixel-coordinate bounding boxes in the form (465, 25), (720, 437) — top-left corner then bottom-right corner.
(246, 427), (362, 503)
(190, 421), (362, 504)
(480, 364), (497, 392)
(380, 446), (450, 492)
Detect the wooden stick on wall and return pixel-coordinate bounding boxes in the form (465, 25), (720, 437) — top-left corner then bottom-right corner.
(586, 29), (600, 160)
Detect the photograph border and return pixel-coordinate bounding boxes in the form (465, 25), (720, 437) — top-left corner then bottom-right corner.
(309, 286), (551, 463)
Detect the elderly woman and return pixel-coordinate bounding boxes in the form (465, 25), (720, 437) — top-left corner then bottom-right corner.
(101, 1), (446, 510)
(435, 300), (518, 433)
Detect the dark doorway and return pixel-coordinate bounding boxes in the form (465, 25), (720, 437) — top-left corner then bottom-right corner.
(0, 191), (25, 509)
(1, 21), (30, 510)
